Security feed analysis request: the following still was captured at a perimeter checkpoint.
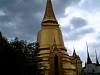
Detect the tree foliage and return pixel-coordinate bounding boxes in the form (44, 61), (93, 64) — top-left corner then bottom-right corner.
(0, 37), (41, 75)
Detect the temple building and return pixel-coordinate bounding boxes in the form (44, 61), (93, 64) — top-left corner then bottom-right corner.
(37, 0), (82, 75)
(81, 45), (100, 75)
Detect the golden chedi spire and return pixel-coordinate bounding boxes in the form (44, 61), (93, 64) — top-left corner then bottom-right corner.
(38, 0), (65, 49)
(36, 0), (82, 75)
(42, 0), (58, 25)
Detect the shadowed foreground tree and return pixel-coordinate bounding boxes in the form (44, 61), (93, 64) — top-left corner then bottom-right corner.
(0, 36), (41, 75)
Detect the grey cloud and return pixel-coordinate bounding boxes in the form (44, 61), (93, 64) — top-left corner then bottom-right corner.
(0, 0), (81, 42)
(96, 32), (100, 40)
(64, 27), (94, 41)
(89, 33), (100, 51)
(70, 17), (88, 29)
(53, 0), (80, 17)
(62, 17), (88, 33)
(62, 26), (72, 33)
(0, 0), (45, 41)
(79, 0), (100, 12)
(62, 17), (94, 41)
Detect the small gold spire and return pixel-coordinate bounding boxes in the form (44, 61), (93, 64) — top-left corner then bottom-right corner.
(42, 0), (58, 24)
(73, 47), (77, 57)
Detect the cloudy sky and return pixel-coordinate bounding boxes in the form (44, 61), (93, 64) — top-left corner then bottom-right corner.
(0, 0), (100, 65)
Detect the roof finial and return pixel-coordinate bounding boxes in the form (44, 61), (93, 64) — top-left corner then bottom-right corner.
(95, 49), (99, 65)
(86, 42), (92, 64)
(42, 0), (58, 24)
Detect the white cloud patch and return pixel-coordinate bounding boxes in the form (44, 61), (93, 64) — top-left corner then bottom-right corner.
(59, 0), (100, 63)
(0, 10), (6, 16)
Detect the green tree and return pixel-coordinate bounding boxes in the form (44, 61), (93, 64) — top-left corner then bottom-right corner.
(24, 42), (41, 75)
(0, 36), (41, 75)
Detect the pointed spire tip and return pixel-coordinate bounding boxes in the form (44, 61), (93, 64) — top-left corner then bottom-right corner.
(86, 43), (92, 64)
(42, 0), (58, 24)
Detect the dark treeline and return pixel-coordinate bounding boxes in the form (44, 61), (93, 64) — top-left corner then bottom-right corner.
(0, 37), (41, 75)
